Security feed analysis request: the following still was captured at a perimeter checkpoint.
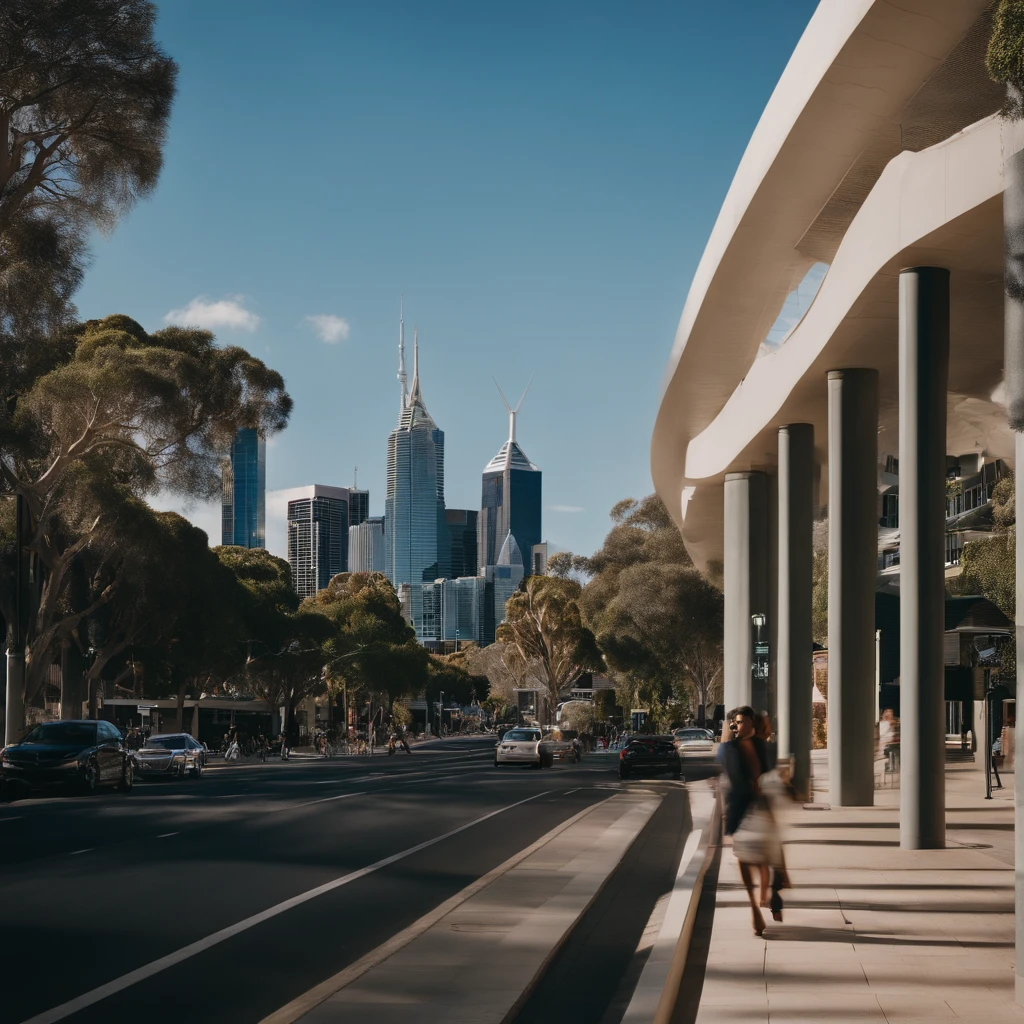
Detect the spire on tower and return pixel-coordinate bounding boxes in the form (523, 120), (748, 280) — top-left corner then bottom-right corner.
(493, 373), (534, 444)
(397, 296), (408, 412)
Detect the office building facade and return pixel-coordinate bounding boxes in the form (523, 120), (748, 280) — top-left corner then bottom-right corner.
(446, 509), (479, 578)
(349, 516), (385, 573)
(284, 485), (350, 600)
(221, 428), (266, 548)
(477, 386), (542, 572)
(384, 320), (449, 637)
(349, 488), (370, 528)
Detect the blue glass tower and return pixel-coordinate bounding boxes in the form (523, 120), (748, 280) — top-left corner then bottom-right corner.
(477, 383), (541, 572)
(221, 428), (266, 548)
(384, 321), (449, 637)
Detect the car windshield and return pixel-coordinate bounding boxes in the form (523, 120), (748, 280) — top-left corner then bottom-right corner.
(505, 730), (540, 741)
(21, 722), (97, 746)
(142, 736), (186, 750)
(678, 730), (709, 739)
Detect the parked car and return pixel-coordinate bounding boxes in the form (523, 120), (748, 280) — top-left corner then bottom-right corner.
(619, 735), (682, 780)
(673, 727), (715, 753)
(1, 719), (133, 796)
(494, 727), (552, 768)
(132, 733), (207, 779)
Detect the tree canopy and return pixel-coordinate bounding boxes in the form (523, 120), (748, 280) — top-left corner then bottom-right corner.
(577, 495), (723, 728)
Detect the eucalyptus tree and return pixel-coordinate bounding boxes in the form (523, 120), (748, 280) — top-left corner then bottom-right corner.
(1, 315), (290, 733)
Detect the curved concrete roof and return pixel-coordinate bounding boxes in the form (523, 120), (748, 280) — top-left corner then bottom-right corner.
(651, 0), (1008, 572)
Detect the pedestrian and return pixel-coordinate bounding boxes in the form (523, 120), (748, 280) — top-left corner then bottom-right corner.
(753, 712), (789, 917)
(720, 706), (782, 936)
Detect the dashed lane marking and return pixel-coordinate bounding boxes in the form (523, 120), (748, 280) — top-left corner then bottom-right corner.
(19, 791), (550, 1024)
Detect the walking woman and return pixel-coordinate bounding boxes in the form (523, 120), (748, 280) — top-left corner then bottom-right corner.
(720, 706), (781, 936)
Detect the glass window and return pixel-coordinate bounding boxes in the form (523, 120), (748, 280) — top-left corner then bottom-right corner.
(23, 722), (98, 746)
(504, 729), (540, 741)
(142, 736), (186, 750)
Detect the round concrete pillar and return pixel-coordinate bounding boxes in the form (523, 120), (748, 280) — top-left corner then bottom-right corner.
(899, 267), (949, 850)
(723, 472), (769, 715)
(827, 368), (878, 807)
(778, 423), (814, 800)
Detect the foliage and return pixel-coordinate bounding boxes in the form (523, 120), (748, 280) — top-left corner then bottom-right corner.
(546, 550), (590, 583)
(461, 640), (545, 705)
(988, 1), (1024, 120)
(0, 315), (290, 720)
(580, 494), (723, 717)
(811, 548), (829, 646)
(0, 1), (179, 421)
(559, 700), (599, 733)
(498, 575), (602, 714)
(951, 471), (1016, 620)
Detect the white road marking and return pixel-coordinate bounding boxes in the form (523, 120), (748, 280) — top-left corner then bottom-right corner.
(68, 849), (93, 856)
(260, 794), (616, 1024)
(0, 816), (23, 822)
(563, 789), (580, 795)
(157, 832), (179, 838)
(19, 791), (549, 1024)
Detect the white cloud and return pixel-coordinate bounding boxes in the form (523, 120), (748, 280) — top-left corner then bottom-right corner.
(550, 504), (584, 513)
(164, 295), (261, 332)
(305, 313), (351, 344)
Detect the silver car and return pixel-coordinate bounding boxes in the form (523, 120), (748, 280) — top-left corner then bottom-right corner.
(133, 733), (206, 779)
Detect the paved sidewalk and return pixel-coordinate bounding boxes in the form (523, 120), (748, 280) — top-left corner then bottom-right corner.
(266, 789), (662, 1024)
(697, 751), (1020, 1024)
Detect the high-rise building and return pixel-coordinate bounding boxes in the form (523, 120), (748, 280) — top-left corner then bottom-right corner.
(284, 485), (350, 599)
(221, 428), (266, 548)
(349, 485), (370, 528)
(384, 308), (449, 638)
(446, 509), (478, 578)
(492, 530), (525, 632)
(349, 516), (385, 572)
(531, 541), (549, 576)
(440, 575), (486, 644)
(477, 381), (542, 572)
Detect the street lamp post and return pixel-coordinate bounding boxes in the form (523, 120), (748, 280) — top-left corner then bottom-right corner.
(751, 612), (768, 712)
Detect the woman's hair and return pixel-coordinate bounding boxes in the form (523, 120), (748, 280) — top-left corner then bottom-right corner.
(754, 712), (773, 742)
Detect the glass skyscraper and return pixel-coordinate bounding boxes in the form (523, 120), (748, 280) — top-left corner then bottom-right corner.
(384, 328), (448, 638)
(477, 392), (541, 573)
(446, 509), (478, 578)
(221, 428), (266, 548)
(349, 515), (385, 572)
(284, 485), (350, 599)
(349, 488), (370, 527)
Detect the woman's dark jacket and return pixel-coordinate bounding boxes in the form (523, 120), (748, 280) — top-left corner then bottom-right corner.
(721, 735), (770, 836)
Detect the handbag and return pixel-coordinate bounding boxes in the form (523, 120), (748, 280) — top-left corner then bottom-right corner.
(732, 795), (783, 865)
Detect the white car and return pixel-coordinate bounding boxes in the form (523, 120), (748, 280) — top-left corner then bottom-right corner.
(673, 728), (715, 753)
(494, 727), (550, 768)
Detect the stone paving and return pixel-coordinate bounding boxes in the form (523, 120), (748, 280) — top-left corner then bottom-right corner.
(696, 751), (1020, 1024)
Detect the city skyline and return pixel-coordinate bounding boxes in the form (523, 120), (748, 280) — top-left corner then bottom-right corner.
(73, 1), (820, 561)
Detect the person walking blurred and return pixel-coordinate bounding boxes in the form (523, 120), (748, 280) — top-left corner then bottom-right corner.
(721, 706), (777, 935)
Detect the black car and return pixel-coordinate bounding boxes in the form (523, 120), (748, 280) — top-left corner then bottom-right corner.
(1, 720), (134, 797)
(619, 735), (682, 780)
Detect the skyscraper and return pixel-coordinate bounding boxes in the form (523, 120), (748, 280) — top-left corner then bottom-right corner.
(446, 509), (478, 578)
(384, 310), (449, 637)
(349, 516), (385, 572)
(284, 485), (350, 599)
(348, 474), (370, 527)
(477, 380), (542, 572)
(221, 428), (266, 548)
(479, 531), (526, 645)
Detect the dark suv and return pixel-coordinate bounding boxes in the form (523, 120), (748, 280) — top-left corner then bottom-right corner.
(1, 720), (134, 797)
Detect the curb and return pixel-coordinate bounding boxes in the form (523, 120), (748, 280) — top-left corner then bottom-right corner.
(621, 781), (721, 1024)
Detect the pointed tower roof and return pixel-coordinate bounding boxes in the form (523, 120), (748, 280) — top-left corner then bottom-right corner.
(497, 530), (524, 569)
(398, 326), (437, 429)
(483, 376), (539, 472)
(397, 297), (408, 413)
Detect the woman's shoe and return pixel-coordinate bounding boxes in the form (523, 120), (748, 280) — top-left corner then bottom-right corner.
(770, 890), (784, 922)
(752, 907), (766, 936)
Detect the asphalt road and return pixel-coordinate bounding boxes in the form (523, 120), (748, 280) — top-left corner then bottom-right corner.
(1, 737), (718, 1024)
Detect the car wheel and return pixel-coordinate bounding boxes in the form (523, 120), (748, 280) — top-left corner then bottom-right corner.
(119, 760), (134, 792)
(82, 761), (99, 794)
(671, 766), (682, 780)
(619, 767), (630, 780)
(192, 762), (203, 779)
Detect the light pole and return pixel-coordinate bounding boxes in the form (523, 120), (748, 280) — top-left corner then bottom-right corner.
(751, 612), (768, 712)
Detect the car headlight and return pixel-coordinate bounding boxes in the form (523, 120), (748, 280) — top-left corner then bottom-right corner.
(173, 754), (185, 763)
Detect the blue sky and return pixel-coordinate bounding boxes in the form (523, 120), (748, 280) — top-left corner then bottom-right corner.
(74, 0), (819, 559)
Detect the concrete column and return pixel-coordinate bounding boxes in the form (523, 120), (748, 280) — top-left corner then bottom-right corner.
(827, 368), (878, 806)
(723, 471), (769, 715)
(898, 267), (949, 850)
(778, 424), (814, 800)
